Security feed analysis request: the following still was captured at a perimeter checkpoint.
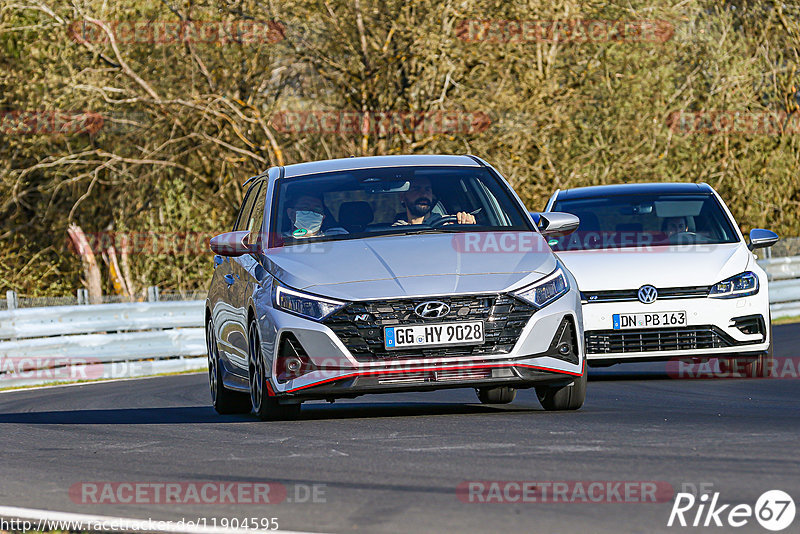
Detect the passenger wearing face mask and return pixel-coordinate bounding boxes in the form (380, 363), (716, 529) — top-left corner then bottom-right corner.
(284, 193), (347, 238)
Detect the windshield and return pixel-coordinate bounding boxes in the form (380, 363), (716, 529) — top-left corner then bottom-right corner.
(269, 166), (532, 247)
(549, 193), (740, 251)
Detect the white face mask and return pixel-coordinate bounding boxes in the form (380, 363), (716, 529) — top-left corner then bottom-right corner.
(294, 210), (324, 234)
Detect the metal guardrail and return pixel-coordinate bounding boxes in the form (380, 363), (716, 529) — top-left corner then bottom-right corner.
(757, 255), (800, 318)
(0, 300), (203, 339)
(1, 287), (207, 310)
(758, 255), (800, 281)
(0, 300), (206, 388)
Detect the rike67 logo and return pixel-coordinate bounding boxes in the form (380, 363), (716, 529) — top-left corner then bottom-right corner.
(668, 490), (796, 531)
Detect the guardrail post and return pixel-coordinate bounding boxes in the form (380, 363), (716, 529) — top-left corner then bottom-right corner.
(6, 290), (18, 310)
(77, 289), (89, 305)
(147, 286), (160, 302)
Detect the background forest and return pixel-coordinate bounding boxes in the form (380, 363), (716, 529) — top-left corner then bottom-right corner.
(1, 0), (799, 298)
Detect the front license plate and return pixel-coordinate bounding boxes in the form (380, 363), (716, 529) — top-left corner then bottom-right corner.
(612, 311), (687, 330)
(384, 321), (484, 350)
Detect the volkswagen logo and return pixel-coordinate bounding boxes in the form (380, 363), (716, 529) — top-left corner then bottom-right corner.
(414, 301), (450, 319)
(637, 285), (658, 304)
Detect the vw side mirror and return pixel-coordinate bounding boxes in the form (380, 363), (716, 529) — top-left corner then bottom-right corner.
(531, 212), (580, 237)
(748, 228), (779, 250)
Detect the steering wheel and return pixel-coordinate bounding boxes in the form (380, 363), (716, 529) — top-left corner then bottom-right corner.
(668, 231), (699, 244)
(429, 215), (459, 227)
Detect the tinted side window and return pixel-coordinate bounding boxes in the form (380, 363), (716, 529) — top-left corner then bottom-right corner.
(248, 181), (268, 245)
(233, 182), (263, 232)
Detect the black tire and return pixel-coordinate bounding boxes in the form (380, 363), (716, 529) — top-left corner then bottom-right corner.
(756, 318), (775, 378)
(719, 352), (771, 378)
(476, 386), (517, 404)
(536, 364), (587, 411)
(716, 356), (739, 376)
(206, 318), (251, 414)
(248, 319), (301, 421)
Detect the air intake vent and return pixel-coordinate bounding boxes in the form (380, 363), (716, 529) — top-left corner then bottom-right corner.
(377, 372), (432, 385)
(434, 368), (493, 381)
(546, 316), (580, 364)
(585, 326), (742, 354)
(731, 315), (765, 339)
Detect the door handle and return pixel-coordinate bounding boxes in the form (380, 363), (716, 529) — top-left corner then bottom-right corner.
(224, 274), (237, 286)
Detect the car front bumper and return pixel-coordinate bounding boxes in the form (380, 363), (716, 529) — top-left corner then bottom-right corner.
(256, 288), (585, 399)
(581, 291), (770, 363)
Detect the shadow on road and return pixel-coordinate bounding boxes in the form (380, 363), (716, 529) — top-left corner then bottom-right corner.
(0, 402), (533, 424)
(0, 406), (242, 425)
(588, 372), (669, 381)
(296, 402), (532, 420)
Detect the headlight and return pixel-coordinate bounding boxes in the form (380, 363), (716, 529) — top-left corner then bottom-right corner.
(708, 271), (759, 299)
(513, 264), (570, 308)
(274, 284), (345, 320)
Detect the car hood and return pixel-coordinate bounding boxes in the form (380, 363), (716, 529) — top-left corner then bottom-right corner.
(264, 232), (556, 300)
(556, 243), (751, 291)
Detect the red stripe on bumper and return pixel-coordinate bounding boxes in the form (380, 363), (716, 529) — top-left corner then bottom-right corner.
(283, 361), (584, 394)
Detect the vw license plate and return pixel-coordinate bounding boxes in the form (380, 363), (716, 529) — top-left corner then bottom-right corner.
(384, 321), (484, 350)
(613, 311), (686, 330)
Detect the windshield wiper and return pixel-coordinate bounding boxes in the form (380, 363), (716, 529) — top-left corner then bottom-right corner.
(392, 228), (461, 236)
(392, 226), (493, 236)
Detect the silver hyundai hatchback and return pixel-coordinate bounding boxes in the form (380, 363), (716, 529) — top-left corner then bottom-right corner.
(205, 155), (585, 420)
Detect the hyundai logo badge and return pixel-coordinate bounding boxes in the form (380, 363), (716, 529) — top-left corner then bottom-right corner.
(414, 301), (450, 319)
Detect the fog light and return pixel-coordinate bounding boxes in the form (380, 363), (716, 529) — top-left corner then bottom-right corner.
(276, 333), (315, 383)
(547, 317), (579, 364)
(285, 357), (303, 373)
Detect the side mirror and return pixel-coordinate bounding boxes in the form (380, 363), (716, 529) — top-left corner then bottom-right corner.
(209, 231), (254, 257)
(533, 212), (580, 237)
(748, 228), (779, 250)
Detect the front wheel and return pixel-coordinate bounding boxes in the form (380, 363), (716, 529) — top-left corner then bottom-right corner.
(718, 350), (773, 378)
(206, 318), (251, 414)
(535, 364), (587, 411)
(476, 386), (516, 404)
(248, 319), (301, 421)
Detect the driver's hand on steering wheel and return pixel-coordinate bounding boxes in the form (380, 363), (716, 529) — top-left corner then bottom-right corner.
(455, 211), (476, 224)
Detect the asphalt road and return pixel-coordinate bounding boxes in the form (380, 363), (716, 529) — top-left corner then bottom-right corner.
(0, 325), (799, 533)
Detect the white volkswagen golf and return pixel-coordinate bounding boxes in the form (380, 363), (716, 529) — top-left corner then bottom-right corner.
(543, 183), (778, 376)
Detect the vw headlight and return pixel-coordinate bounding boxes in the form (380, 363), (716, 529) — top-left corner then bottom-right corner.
(513, 264), (570, 308)
(708, 271), (759, 299)
(274, 284), (345, 320)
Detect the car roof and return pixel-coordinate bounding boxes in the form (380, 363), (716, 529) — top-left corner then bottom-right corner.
(556, 182), (713, 200)
(280, 154), (481, 179)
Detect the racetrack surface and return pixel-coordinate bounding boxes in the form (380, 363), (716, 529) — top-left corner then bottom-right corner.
(0, 325), (798, 533)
